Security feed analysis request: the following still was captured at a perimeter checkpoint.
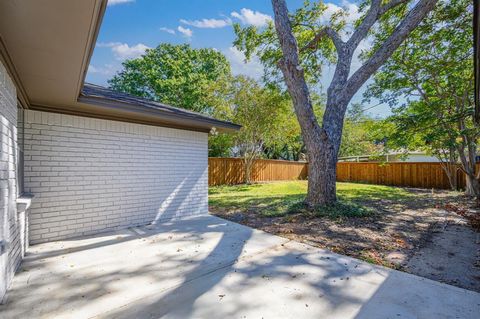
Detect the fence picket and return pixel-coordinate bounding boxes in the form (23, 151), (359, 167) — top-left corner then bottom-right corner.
(208, 158), (474, 190)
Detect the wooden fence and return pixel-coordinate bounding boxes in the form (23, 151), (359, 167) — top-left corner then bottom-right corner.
(336, 162), (467, 190)
(208, 157), (308, 186)
(209, 157), (472, 189)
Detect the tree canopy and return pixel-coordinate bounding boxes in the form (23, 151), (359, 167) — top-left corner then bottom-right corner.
(109, 43), (231, 113)
(208, 76), (301, 181)
(235, 0), (436, 206)
(339, 104), (379, 158)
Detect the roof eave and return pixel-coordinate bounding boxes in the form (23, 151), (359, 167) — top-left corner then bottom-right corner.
(75, 0), (108, 100)
(77, 94), (241, 133)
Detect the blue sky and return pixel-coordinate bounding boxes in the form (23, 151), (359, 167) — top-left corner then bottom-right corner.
(86, 0), (392, 117)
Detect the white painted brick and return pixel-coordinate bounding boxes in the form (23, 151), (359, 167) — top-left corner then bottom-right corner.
(0, 60), (26, 301)
(25, 110), (208, 244)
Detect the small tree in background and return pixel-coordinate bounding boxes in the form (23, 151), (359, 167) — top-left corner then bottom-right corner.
(229, 77), (293, 183)
(339, 103), (379, 158)
(367, 0), (476, 195)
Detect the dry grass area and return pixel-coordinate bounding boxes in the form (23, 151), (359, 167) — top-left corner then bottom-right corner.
(209, 181), (480, 291)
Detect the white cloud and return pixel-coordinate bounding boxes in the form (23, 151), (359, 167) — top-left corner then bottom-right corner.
(320, 1), (362, 37)
(88, 64), (118, 76)
(177, 26), (193, 38)
(107, 0), (134, 6)
(160, 27), (176, 35)
(180, 18), (231, 29)
(224, 47), (264, 80)
(98, 42), (150, 60)
(231, 8), (272, 27)
(340, 0), (363, 21)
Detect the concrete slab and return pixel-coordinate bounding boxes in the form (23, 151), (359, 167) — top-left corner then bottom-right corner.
(0, 215), (479, 318)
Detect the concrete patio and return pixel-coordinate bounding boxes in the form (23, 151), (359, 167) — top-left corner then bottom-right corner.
(1, 215), (479, 319)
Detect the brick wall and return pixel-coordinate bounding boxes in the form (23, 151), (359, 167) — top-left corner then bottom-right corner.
(0, 60), (23, 302)
(24, 110), (208, 244)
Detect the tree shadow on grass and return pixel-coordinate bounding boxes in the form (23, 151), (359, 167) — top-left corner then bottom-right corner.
(210, 184), (463, 270)
(210, 184), (454, 218)
(209, 183), (265, 195)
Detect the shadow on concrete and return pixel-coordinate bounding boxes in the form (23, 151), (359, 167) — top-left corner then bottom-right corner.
(0, 216), (253, 318)
(1, 215), (479, 318)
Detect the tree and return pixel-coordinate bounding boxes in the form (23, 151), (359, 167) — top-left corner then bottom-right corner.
(109, 43), (231, 113)
(235, 0), (437, 207)
(339, 103), (379, 158)
(262, 107), (303, 160)
(370, 115), (462, 190)
(367, 0), (477, 195)
(263, 92), (326, 161)
(208, 133), (234, 157)
(204, 74), (238, 157)
(229, 77), (293, 183)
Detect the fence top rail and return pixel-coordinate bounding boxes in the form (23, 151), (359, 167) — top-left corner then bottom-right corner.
(208, 157), (308, 164)
(337, 161), (447, 165)
(210, 158), (451, 165)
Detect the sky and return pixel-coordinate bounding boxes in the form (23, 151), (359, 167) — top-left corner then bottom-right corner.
(86, 0), (392, 117)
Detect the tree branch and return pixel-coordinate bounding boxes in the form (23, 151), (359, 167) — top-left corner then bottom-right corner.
(302, 0), (408, 60)
(347, 0), (383, 51)
(349, 0), (410, 52)
(379, 0), (410, 15)
(300, 26), (343, 53)
(344, 0), (438, 102)
(271, 0), (323, 144)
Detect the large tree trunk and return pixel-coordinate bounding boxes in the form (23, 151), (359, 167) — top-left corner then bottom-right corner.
(307, 144), (337, 205)
(305, 96), (349, 206)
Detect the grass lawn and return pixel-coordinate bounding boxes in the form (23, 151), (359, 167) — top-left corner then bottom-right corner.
(209, 181), (414, 218)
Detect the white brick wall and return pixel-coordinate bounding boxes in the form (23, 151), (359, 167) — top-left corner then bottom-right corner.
(0, 59), (23, 302)
(24, 110), (208, 244)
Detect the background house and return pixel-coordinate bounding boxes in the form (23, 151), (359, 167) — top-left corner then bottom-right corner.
(338, 151), (440, 163)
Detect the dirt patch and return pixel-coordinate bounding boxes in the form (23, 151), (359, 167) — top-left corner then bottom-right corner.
(406, 219), (480, 291)
(210, 187), (480, 292)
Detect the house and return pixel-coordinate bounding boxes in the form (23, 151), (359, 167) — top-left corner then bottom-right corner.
(338, 151), (440, 163)
(0, 0), (239, 302)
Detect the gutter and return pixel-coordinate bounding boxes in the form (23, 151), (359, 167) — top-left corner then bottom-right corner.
(78, 94), (242, 133)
